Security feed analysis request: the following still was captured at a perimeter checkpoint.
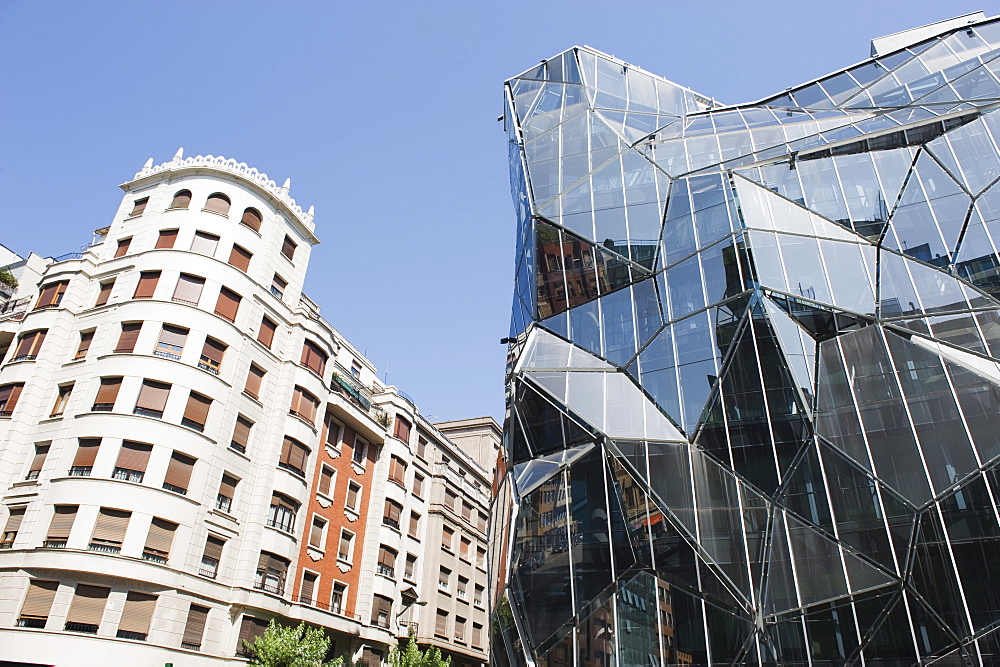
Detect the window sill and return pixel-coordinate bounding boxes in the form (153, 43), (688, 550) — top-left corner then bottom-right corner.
(39, 416), (64, 424)
(200, 209), (229, 218)
(123, 214), (143, 221)
(210, 507), (238, 523)
(64, 358), (87, 366)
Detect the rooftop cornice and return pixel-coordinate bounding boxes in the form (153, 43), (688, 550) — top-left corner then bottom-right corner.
(120, 150), (319, 243)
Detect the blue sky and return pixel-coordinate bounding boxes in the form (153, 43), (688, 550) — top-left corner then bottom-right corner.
(0, 1), (977, 423)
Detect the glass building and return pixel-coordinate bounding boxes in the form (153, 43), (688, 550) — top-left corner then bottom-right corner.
(492, 13), (1000, 666)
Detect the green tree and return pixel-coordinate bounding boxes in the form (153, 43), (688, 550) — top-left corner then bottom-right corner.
(388, 638), (451, 667)
(243, 619), (331, 667)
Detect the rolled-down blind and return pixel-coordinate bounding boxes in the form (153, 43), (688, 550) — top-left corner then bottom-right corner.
(164, 453), (195, 489)
(257, 317), (277, 348)
(183, 392), (212, 426)
(204, 535), (225, 560)
(204, 193), (230, 215)
(94, 377), (122, 406)
(232, 417), (252, 449)
(115, 238), (131, 258)
(229, 245), (252, 271)
(201, 338), (227, 365)
(16, 330), (45, 357)
(291, 387), (317, 423)
(155, 229), (178, 249)
(182, 604), (209, 647)
(241, 208), (262, 231)
(258, 551), (288, 573)
(238, 615), (268, 651)
(378, 545), (396, 568)
(21, 580), (59, 619)
(116, 442), (152, 471)
(219, 474), (238, 500)
(92, 508), (130, 543)
(159, 325), (188, 348)
(116, 323), (141, 351)
(190, 231), (220, 256)
(300, 572), (316, 602)
(133, 271), (160, 299)
(29, 445), (49, 473)
(4, 507), (25, 534)
(118, 592), (157, 634)
(68, 584), (110, 625)
(318, 466), (334, 495)
(0, 384), (24, 411)
(47, 505), (77, 540)
(309, 520), (324, 547)
(135, 381), (170, 413)
(73, 439), (100, 466)
(95, 282), (113, 306)
(384, 499), (401, 524)
(280, 437), (309, 472)
(77, 331), (94, 356)
(144, 518), (176, 554)
(35, 283), (58, 308)
(436, 611), (448, 635)
(300, 340), (327, 376)
(170, 190), (191, 209)
(281, 236), (297, 260)
(214, 288), (241, 321)
(172, 275), (205, 304)
(393, 416), (411, 442)
(245, 366), (264, 396)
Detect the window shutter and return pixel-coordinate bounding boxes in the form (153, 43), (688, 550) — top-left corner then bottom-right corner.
(378, 545), (395, 568)
(119, 592), (157, 635)
(116, 441), (153, 472)
(183, 392), (212, 427)
(240, 208), (262, 232)
(4, 507), (25, 534)
(115, 238), (131, 258)
(228, 245), (252, 271)
(232, 417), (252, 449)
(182, 605), (209, 648)
(346, 484), (359, 508)
(219, 474), (237, 499)
(133, 271), (160, 299)
(436, 610), (448, 636)
(129, 198), (148, 216)
(14, 334), (33, 358)
(92, 509), (130, 544)
(318, 467), (334, 495)
(204, 193), (231, 215)
(385, 499), (401, 524)
(47, 506), (77, 540)
(280, 437), (309, 472)
(164, 452), (196, 490)
(0, 383), (23, 413)
(245, 365), (264, 397)
(214, 288), (241, 322)
(309, 520), (324, 548)
(409, 513), (419, 536)
(95, 282), (113, 307)
(204, 535), (225, 561)
(135, 381), (170, 413)
(115, 323), (142, 352)
(20, 580), (59, 619)
(35, 283), (57, 308)
(393, 416), (412, 442)
(237, 615), (268, 651)
(201, 338), (227, 365)
(144, 518), (176, 555)
(190, 231), (220, 256)
(155, 229), (178, 249)
(77, 331), (94, 357)
(68, 585), (109, 625)
(29, 445), (49, 474)
(281, 236), (297, 261)
(94, 378), (122, 406)
(300, 340), (327, 376)
(257, 317), (277, 348)
(291, 387), (318, 424)
(170, 191), (191, 210)
(300, 572), (316, 602)
(73, 439), (100, 467)
(158, 325), (187, 348)
(172, 275), (205, 305)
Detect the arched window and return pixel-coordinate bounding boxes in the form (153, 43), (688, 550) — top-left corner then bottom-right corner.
(203, 193), (231, 216)
(241, 207), (262, 232)
(169, 190), (192, 210)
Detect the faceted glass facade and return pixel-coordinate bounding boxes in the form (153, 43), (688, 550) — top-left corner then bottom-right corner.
(494, 18), (1000, 666)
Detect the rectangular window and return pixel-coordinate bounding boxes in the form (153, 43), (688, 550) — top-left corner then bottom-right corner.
(371, 594), (392, 628)
(408, 511), (420, 538)
(309, 516), (326, 549)
(92, 377), (122, 412)
(462, 501), (472, 523)
(214, 287), (242, 323)
(412, 473), (424, 498)
(290, 386), (319, 425)
(90, 508), (130, 554)
(352, 438), (368, 465)
(460, 537), (471, 561)
(257, 317), (277, 348)
(172, 274), (205, 306)
(133, 380), (169, 418)
(201, 536), (225, 579)
(389, 455), (407, 485)
(228, 244), (252, 272)
(346, 482), (361, 511)
(442, 525), (454, 551)
(1, 507), (25, 548)
(338, 530), (354, 561)
(114, 441), (152, 482)
(199, 337), (227, 375)
(474, 584), (484, 608)
(439, 567), (450, 591)
(477, 546), (487, 570)
(300, 340), (328, 377)
(115, 237), (132, 258)
(321, 411), (340, 448)
(244, 364), (265, 399)
(117, 592), (157, 641)
(281, 235), (297, 261)
(383, 499), (402, 530)
(155, 324), (187, 360)
(435, 609), (448, 638)
(50, 384), (73, 417)
(318, 465), (335, 496)
(133, 271), (160, 299)
(114, 322), (141, 353)
(393, 416), (412, 443)
(13, 329), (46, 361)
(267, 493), (298, 532)
(377, 545), (396, 577)
(416, 437), (427, 459)
(182, 391), (212, 432)
(217, 474), (237, 513)
(278, 436), (310, 477)
(405, 554), (417, 580)
(237, 616), (269, 656)
(330, 583), (346, 614)
(142, 517), (176, 564)
(254, 552), (288, 595)
(181, 604), (209, 650)
(0, 383), (24, 417)
(95, 281), (114, 307)
(129, 198), (148, 217)
(457, 576), (468, 600)
(18, 580), (59, 627)
(155, 229), (178, 249)
(445, 489), (458, 512)
(26, 444), (50, 480)
(478, 512), (488, 533)
(230, 415), (253, 453)
(70, 438), (100, 476)
(163, 452), (196, 495)
(66, 584), (110, 634)
(350, 360), (362, 378)
(455, 616), (466, 643)
(190, 231), (220, 256)
(300, 571), (318, 606)
(270, 274), (286, 299)
(473, 622), (483, 647)
(75, 330), (94, 359)
(35, 280), (69, 309)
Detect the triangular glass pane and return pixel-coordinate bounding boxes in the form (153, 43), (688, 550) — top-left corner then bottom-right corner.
(513, 442), (595, 497)
(954, 198), (1000, 300)
(814, 333), (874, 472)
(767, 291), (871, 341)
(910, 510), (972, 639)
(514, 378), (596, 463)
(519, 327), (615, 371)
(856, 594), (920, 665)
(927, 108), (1000, 196)
(778, 441), (834, 533)
(763, 295), (818, 403)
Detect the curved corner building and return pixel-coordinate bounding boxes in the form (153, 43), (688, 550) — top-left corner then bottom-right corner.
(493, 12), (1000, 666)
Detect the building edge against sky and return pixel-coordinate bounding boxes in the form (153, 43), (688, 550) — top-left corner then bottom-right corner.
(0, 152), (497, 666)
(494, 11), (1000, 666)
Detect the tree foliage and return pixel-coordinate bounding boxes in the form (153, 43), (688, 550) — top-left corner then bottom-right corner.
(243, 619), (331, 667)
(388, 638), (452, 667)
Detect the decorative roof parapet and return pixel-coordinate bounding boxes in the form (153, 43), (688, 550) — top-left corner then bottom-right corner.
(127, 149), (316, 232)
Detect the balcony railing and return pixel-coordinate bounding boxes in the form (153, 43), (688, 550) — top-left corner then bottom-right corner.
(17, 618), (45, 628)
(0, 410), (13, 418)
(91, 403), (114, 412)
(116, 629), (147, 641)
(277, 461), (304, 477)
(113, 467), (144, 483)
(200, 556), (219, 579)
(181, 418), (204, 432)
(376, 563), (395, 578)
(142, 550), (168, 564)
(89, 542), (121, 554)
(68, 466), (92, 477)
(163, 482), (187, 495)
(133, 407), (162, 418)
(153, 349), (181, 361)
(330, 369), (388, 425)
(216, 494), (232, 513)
(10, 354), (37, 362)
(43, 539), (67, 549)
(113, 347), (134, 354)
(382, 516), (400, 530)
(171, 297), (199, 306)
(399, 620), (418, 636)
(198, 359), (220, 375)
(0, 297), (31, 323)
(181, 640), (201, 650)
(254, 575), (285, 596)
(65, 622), (99, 634)
(25, 470), (39, 481)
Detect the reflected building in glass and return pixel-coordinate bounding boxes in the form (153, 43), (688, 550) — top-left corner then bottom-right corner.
(492, 11), (1000, 665)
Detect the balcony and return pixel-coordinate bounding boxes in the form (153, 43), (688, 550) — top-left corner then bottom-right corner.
(399, 621), (418, 637)
(17, 618), (45, 628)
(112, 467), (144, 483)
(65, 622), (99, 634)
(200, 556), (219, 579)
(142, 550), (168, 564)
(162, 482), (187, 495)
(181, 418), (204, 432)
(132, 407), (162, 419)
(216, 494), (232, 513)
(89, 542), (121, 554)
(376, 563), (395, 578)
(330, 368), (388, 427)
(91, 403), (114, 412)
(43, 540), (67, 549)
(254, 574), (285, 596)
(0, 297), (30, 323)
(153, 349), (181, 361)
(116, 630), (147, 641)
